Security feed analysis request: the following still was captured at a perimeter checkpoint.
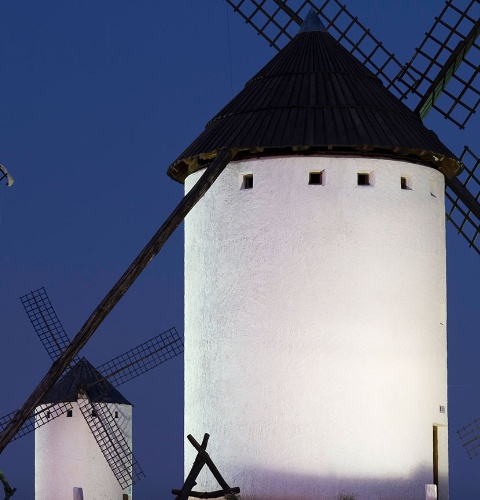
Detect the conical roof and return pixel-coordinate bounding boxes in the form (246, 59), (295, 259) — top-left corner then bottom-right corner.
(41, 358), (131, 405)
(167, 11), (461, 183)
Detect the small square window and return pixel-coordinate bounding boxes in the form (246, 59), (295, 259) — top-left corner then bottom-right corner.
(401, 176), (408, 190)
(309, 171), (323, 185)
(46, 411), (51, 419)
(243, 174), (253, 189)
(439, 405), (446, 414)
(91, 410), (97, 418)
(66, 410), (73, 418)
(357, 173), (370, 186)
(115, 411), (119, 418)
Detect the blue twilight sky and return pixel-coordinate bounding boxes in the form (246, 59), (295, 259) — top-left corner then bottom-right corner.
(0, 1), (479, 498)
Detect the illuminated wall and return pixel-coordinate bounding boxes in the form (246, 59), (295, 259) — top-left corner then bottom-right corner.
(35, 400), (132, 500)
(184, 155), (448, 500)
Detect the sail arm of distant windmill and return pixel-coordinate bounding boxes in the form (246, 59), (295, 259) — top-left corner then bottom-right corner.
(0, 402), (73, 442)
(0, 147), (237, 454)
(94, 327), (183, 388)
(77, 393), (145, 488)
(20, 287), (78, 363)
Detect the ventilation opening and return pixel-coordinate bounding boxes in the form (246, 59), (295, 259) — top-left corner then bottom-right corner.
(357, 173), (370, 186)
(401, 176), (408, 190)
(242, 174), (253, 189)
(66, 409), (73, 418)
(309, 171), (323, 185)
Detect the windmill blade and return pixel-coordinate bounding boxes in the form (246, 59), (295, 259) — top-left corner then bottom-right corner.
(458, 417), (480, 459)
(225, 0), (412, 97)
(396, 0), (480, 129)
(95, 327), (183, 388)
(21, 287), (80, 364)
(0, 402), (73, 442)
(445, 146), (480, 253)
(0, 147), (236, 454)
(77, 392), (145, 488)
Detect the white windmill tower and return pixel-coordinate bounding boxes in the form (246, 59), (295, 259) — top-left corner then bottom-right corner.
(35, 358), (134, 500)
(167, 10), (459, 500)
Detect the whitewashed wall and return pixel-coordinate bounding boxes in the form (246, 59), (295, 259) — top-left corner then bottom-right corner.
(35, 401), (132, 499)
(184, 156), (448, 500)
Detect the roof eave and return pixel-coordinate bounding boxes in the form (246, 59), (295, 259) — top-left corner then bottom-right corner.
(167, 144), (463, 184)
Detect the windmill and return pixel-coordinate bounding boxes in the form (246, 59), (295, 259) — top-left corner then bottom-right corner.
(0, 287), (183, 499)
(0, 1), (478, 499)
(220, 0), (480, 481)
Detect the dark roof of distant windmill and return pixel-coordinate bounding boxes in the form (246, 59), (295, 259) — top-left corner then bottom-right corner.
(41, 358), (131, 405)
(167, 10), (461, 184)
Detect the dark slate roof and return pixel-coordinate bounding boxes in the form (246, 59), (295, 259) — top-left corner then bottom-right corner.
(41, 358), (131, 405)
(167, 11), (461, 184)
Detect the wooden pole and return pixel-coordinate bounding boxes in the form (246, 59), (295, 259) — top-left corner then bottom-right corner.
(0, 148), (237, 453)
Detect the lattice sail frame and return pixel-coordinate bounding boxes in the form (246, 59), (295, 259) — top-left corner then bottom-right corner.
(96, 327), (183, 387)
(78, 392), (145, 488)
(20, 287), (80, 364)
(458, 418), (480, 459)
(0, 402), (73, 442)
(225, 0), (412, 96)
(446, 146), (480, 253)
(396, 0), (480, 129)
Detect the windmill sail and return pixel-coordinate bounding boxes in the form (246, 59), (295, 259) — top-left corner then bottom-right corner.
(446, 146), (480, 253)
(21, 287), (80, 364)
(458, 417), (480, 458)
(396, 0), (480, 128)
(96, 327), (183, 387)
(78, 397), (144, 488)
(77, 390), (145, 488)
(0, 402), (73, 442)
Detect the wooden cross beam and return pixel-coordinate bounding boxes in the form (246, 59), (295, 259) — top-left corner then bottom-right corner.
(172, 434), (240, 500)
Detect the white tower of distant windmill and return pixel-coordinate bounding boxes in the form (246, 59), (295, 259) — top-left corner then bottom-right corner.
(35, 359), (134, 500)
(167, 11), (456, 500)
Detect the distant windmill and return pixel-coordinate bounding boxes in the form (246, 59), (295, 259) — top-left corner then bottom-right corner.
(0, 287), (183, 499)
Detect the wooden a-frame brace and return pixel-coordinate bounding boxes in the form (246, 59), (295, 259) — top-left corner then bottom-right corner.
(172, 434), (240, 500)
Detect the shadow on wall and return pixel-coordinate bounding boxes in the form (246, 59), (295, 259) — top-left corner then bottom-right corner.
(225, 465), (442, 500)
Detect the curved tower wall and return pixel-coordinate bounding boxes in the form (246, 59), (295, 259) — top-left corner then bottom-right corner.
(35, 401), (132, 499)
(184, 156), (448, 500)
